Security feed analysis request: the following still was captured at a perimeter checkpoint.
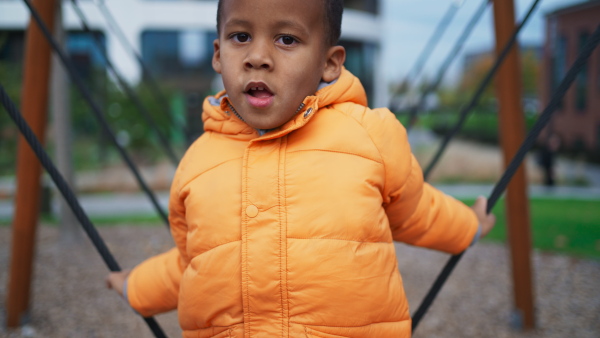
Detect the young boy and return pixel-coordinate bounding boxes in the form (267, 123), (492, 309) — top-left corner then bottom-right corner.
(107, 0), (495, 336)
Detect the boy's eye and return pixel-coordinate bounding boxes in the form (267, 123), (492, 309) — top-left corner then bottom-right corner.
(233, 33), (250, 43)
(277, 35), (297, 46)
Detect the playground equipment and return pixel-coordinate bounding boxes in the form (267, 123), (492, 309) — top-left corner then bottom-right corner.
(2, 0), (599, 336)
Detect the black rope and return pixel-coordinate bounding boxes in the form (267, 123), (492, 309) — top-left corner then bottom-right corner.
(94, 0), (182, 132)
(405, 0), (492, 132)
(390, 1), (461, 110)
(412, 23), (600, 333)
(0, 84), (167, 338)
(69, 0), (179, 166)
(422, 0), (541, 181)
(20, 0), (169, 227)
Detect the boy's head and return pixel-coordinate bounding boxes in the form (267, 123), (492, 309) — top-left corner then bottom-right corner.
(212, 0), (346, 130)
(217, 0), (343, 47)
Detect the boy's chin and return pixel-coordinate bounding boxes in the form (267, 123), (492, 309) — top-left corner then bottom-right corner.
(246, 118), (286, 131)
(249, 122), (279, 131)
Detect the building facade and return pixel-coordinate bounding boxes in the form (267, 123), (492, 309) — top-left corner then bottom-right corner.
(1, 0), (384, 143)
(541, 0), (600, 155)
(0, 0), (384, 102)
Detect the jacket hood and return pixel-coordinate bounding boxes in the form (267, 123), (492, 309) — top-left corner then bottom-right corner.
(201, 67), (367, 137)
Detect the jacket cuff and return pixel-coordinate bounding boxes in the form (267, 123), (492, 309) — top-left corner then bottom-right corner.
(469, 224), (482, 247)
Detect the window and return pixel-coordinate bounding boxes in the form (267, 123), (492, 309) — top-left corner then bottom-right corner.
(551, 35), (567, 110)
(0, 30), (105, 79)
(597, 40), (600, 92)
(141, 30), (217, 81)
(0, 30), (25, 63)
(575, 31), (589, 112)
(141, 29), (219, 145)
(339, 40), (377, 103)
(596, 125), (600, 151)
(344, 0), (379, 14)
(67, 31), (107, 80)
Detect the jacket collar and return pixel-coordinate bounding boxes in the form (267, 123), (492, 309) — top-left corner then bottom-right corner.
(201, 68), (367, 140)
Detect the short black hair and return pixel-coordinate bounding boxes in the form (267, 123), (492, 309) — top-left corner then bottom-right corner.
(216, 0), (343, 46)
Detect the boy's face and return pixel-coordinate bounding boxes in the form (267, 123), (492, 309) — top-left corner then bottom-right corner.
(213, 0), (345, 130)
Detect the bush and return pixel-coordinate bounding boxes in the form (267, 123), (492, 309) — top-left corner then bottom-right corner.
(0, 61), (180, 176)
(412, 109), (537, 145)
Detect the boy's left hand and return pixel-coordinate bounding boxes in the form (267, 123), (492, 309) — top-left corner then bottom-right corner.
(471, 196), (496, 238)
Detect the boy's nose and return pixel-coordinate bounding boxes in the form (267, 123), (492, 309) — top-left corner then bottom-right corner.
(244, 42), (272, 70)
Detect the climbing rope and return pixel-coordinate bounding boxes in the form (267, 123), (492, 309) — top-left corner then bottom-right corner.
(412, 23), (600, 332)
(0, 84), (167, 338)
(92, 0), (183, 132)
(21, 0), (169, 227)
(423, 0), (542, 181)
(415, 0), (541, 327)
(390, 0), (463, 111)
(69, 0), (180, 166)
(405, 0), (492, 132)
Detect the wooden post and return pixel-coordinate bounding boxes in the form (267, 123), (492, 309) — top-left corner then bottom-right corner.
(492, 0), (535, 330)
(6, 0), (57, 327)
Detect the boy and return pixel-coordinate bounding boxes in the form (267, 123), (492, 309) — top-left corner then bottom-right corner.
(107, 0), (495, 336)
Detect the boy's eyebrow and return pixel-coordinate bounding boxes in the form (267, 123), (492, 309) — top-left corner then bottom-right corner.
(272, 20), (309, 36)
(223, 18), (252, 28)
(223, 18), (309, 36)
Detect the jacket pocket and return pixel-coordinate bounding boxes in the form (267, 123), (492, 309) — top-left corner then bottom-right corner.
(304, 327), (348, 338)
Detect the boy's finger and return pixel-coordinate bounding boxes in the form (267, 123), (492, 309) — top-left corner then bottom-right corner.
(476, 195), (486, 207)
(471, 195), (486, 212)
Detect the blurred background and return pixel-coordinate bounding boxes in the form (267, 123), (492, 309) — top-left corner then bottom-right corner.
(1, 0), (599, 187)
(0, 0), (599, 337)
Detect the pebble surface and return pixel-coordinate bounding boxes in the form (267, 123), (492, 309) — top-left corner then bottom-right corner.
(1, 225), (598, 337)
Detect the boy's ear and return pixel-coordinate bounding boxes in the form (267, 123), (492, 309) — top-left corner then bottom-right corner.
(212, 39), (222, 74)
(322, 46), (346, 83)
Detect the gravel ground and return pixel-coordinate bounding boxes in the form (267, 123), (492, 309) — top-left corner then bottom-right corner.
(1, 225), (599, 337)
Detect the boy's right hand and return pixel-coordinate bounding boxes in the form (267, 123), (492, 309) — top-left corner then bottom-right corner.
(105, 269), (131, 299)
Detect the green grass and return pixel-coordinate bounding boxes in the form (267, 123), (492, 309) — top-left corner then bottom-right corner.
(460, 198), (600, 259)
(2, 198), (599, 259)
(0, 213), (164, 226)
(396, 110), (537, 145)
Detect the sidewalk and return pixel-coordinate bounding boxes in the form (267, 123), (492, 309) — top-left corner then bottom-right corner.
(434, 184), (600, 200)
(2, 131), (600, 219)
(0, 191), (170, 220)
(1, 184), (599, 220)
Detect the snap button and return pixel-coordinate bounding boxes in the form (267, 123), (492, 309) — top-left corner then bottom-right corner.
(246, 205), (259, 218)
(304, 108), (313, 118)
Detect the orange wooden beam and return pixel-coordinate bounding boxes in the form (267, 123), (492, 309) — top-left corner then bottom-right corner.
(6, 0), (58, 327)
(492, 0), (535, 330)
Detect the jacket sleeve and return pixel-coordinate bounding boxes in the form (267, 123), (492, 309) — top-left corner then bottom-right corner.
(367, 108), (478, 254)
(126, 175), (190, 317)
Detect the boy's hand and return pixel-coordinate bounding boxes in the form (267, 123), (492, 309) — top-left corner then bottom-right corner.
(105, 269), (131, 298)
(471, 196), (496, 238)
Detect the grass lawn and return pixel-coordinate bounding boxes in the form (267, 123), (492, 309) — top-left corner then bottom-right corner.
(2, 198), (599, 259)
(460, 198), (600, 259)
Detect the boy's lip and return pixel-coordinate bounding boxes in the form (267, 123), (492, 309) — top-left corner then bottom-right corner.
(244, 81), (274, 108)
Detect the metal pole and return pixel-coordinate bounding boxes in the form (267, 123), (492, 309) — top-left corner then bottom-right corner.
(6, 0), (57, 328)
(492, 0), (535, 330)
(50, 0), (81, 244)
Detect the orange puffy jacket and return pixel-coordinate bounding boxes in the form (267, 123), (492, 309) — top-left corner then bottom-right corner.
(127, 69), (478, 338)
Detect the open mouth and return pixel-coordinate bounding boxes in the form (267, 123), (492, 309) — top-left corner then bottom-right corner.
(245, 82), (274, 108)
(247, 86), (273, 98)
